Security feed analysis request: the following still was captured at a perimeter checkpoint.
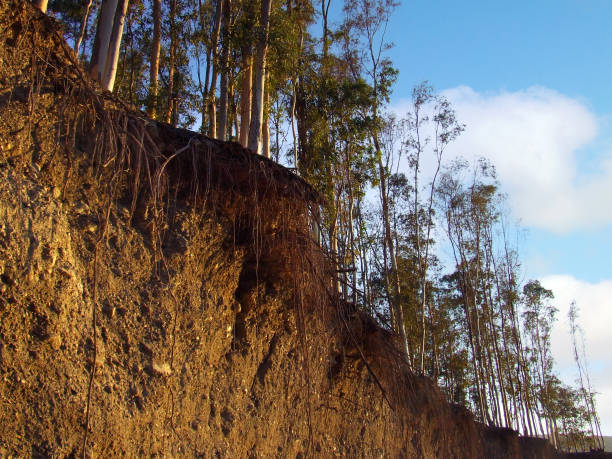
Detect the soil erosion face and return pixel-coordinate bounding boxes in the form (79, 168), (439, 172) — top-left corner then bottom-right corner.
(0, 1), (567, 457)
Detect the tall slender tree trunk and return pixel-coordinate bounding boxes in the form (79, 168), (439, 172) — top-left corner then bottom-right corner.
(262, 86), (270, 158)
(166, 53), (175, 124)
(231, 83), (239, 140)
(320, 0), (331, 60)
(482, 305), (503, 426)
(474, 280), (493, 424)
(239, 48), (253, 147)
(570, 303), (604, 449)
(489, 235), (516, 429)
(248, 0), (272, 153)
(346, 148), (357, 306)
(217, 0), (232, 140)
(88, 0), (129, 92)
(295, 80), (308, 170)
(419, 139), (445, 374)
(89, 0), (119, 83)
(196, 0), (210, 133)
(123, 17), (134, 102)
(289, 78), (299, 167)
(472, 216), (493, 425)
(166, 0), (177, 125)
(75, 0), (94, 55)
(289, 28), (303, 169)
(147, 0), (161, 117)
(208, 76), (218, 137)
(218, 70), (229, 139)
(196, 45), (208, 133)
(460, 279), (488, 423)
(207, 0), (223, 137)
(101, 0), (129, 91)
(329, 212), (340, 295)
(446, 206), (489, 424)
(410, 107), (427, 373)
(355, 196), (371, 313)
(487, 294), (511, 427)
(376, 151), (410, 366)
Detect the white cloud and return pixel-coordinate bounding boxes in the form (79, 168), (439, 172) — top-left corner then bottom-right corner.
(541, 275), (612, 435)
(392, 86), (612, 233)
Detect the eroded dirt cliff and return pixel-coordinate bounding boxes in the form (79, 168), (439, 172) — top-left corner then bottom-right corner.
(0, 2), (568, 457)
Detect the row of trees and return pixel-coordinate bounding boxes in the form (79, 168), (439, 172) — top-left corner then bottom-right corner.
(45, 0), (293, 154)
(42, 0), (603, 450)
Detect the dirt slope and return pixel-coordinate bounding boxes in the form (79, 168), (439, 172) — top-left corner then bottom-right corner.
(0, 2), (571, 457)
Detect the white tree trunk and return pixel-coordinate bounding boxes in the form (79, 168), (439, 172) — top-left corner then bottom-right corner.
(147, 0), (162, 117)
(247, 62), (265, 153)
(207, 0), (224, 137)
(101, 0), (129, 92)
(89, 0), (119, 84)
(217, 0), (232, 140)
(165, 0), (177, 124)
(247, 0), (271, 154)
(262, 86), (270, 158)
(239, 50), (252, 147)
(262, 113), (270, 158)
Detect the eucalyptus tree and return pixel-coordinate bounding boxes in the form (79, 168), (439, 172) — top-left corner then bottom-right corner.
(568, 301), (604, 450)
(437, 271), (471, 403)
(264, 0), (313, 159)
(88, 0), (129, 91)
(247, 0), (272, 154)
(147, 0), (162, 117)
(340, 0), (411, 363)
(437, 158), (502, 424)
(49, 0), (96, 53)
(238, 43), (253, 145)
(522, 280), (558, 443)
(216, 0), (233, 138)
(74, 0), (95, 55)
(400, 82), (464, 373)
(205, 0), (224, 136)
(114, 0), (153, 107)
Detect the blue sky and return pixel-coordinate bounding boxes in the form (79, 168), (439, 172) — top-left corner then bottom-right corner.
(373, 0), (612, 435)
(386, 0), (612, 110)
